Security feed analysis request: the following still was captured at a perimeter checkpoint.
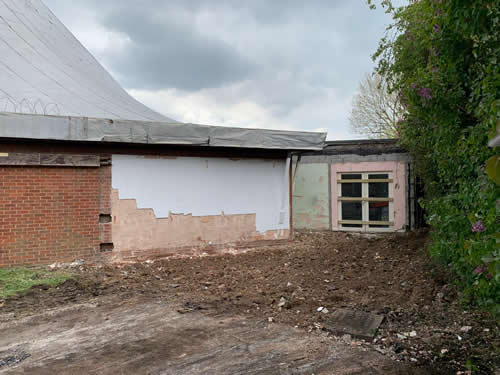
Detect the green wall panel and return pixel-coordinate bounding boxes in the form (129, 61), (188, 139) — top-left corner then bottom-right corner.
(292, 163), (330, 230)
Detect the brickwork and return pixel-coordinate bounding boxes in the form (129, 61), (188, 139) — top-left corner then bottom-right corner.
(0, 162), (111, 267)
(98, 158), (112, 247)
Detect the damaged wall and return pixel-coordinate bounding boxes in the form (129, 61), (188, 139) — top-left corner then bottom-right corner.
(292, 139), (412, 232)
(111, 155), (290, 259)
(111, 190), (289, 261)
(292, 163), (330, 230)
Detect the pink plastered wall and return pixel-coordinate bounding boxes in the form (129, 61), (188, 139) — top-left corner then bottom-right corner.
(331, 161), (407, 231)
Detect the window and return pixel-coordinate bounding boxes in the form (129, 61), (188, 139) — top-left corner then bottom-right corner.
(337, 172), (393, 231)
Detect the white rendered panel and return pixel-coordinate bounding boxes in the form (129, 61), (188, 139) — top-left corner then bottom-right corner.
(112, 155), (290, 233)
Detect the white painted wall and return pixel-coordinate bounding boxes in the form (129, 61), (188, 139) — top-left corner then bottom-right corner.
(112, 155), (290, 233)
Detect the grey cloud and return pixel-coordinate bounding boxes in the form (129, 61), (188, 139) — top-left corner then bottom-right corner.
(100, 7), (256, 91)
(44, 0), (397, 135)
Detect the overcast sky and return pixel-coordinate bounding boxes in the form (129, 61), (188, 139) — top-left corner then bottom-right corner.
(44, 0), (401, 139)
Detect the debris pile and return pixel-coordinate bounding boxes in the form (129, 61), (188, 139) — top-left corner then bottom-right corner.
(1, 231), (498, 373)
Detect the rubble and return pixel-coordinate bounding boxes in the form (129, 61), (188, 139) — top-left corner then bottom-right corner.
(277, 297), (291, 310)
(1, 231), (498, 374)
(460, 326), (472, 333)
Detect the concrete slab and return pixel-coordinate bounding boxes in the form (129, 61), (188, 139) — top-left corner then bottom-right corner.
(324, 309), (385, 340)
(0, 298), (406, 374)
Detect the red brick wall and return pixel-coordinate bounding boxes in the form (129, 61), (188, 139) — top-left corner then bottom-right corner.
(0, 164), (111, 267)
(98, 163), (112, 246)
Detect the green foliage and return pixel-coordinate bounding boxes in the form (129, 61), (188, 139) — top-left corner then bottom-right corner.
(371, 0), (500, 314)
(485, 155), (500, 184)
(0, 268), (73, 298)
(465, 359), (479, 373)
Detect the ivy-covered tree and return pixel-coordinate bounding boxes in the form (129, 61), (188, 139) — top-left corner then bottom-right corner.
(370, 0), (499, 313)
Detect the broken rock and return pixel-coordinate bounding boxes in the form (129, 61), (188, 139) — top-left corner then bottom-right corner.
(460, 326), (472, 333)
(278, 297), (291, 310)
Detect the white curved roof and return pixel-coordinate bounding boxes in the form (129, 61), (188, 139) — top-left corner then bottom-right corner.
(0, 0), (173, 121)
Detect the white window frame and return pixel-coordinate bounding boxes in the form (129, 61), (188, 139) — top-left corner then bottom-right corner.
(337, 172), (394, 232)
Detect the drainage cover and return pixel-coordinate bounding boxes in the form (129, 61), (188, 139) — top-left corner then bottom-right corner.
(324, 309), (384, 340)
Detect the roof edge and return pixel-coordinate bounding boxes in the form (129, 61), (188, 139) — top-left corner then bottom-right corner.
(0, 112), (326, 151)
(325, 138), (399, 145)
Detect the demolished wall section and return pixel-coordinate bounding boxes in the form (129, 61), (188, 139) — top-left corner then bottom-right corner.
(110, 154), (292, 260)
(111, 190), (289, 261)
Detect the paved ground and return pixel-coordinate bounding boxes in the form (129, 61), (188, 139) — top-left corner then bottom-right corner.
(0, 296), (419, 374)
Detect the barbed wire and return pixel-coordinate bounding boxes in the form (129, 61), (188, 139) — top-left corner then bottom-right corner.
(0, 94), (61, 116)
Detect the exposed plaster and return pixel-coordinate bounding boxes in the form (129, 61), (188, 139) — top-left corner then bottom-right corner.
(112, 155), (290, 233)
(111, 189), (289, 257)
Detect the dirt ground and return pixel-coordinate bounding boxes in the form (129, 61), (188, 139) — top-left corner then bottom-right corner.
(0, 295), (431, 375)
(0, 231), (498, 374)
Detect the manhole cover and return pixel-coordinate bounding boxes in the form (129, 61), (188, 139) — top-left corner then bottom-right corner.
(324, 309), (384, 340)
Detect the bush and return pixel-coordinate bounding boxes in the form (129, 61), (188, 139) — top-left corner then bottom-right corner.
(371, 0), (499, 314)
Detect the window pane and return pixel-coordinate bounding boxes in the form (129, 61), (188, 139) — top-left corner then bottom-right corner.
(342, 201), (362, 221)
(341, 183), (361, 197)
(341, 174), (361, 180)
(369, 202), (389, 222)
(369, 224), (389, 228)
(369, 182), (388, 198)
(368, 173), (389, 179)
(342, 223), (362, 228)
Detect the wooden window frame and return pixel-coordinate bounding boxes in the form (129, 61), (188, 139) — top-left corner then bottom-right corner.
(337, 172), (393, 232)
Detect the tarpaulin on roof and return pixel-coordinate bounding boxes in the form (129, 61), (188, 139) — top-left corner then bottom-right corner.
(0, 112), (326, 150)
